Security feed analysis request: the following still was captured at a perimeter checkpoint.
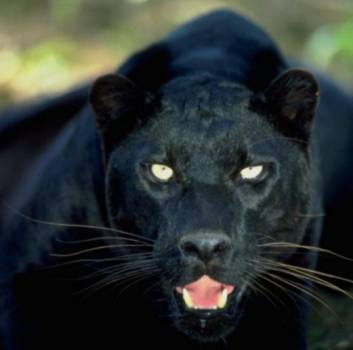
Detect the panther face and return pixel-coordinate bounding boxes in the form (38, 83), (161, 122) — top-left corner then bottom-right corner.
(90, 70), (319, 341)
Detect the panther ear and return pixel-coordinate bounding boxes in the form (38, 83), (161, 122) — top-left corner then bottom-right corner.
(90, 74), (153, 154)
(264, 69), (320, 142)
(90, 74), (150, 130)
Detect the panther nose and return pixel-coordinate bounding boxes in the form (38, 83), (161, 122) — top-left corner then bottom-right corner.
(179, 232), (232, 263)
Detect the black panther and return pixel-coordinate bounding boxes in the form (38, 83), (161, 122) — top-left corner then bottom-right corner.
(0, 9), (352, 350)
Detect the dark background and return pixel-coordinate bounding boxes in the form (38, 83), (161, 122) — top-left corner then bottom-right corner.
(0, 0), (352, 348)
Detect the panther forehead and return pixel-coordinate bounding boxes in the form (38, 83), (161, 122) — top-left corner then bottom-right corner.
(159, 73), (253, 116)
(144, 75), (265, 151)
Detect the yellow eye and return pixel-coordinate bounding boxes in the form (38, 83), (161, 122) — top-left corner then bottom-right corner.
(150, 164), (174, 182)
(240, 165), (264, 180)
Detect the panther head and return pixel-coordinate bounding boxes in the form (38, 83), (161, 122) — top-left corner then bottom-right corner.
(89, 69), (319, 342)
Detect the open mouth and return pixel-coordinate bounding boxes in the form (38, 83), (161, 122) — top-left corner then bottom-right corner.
(176, 275), (235, 311)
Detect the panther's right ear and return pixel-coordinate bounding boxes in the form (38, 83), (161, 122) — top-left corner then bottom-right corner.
(90, 74), (151, 131)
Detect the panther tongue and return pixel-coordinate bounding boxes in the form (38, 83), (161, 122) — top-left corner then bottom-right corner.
(176, 275), (235, 309)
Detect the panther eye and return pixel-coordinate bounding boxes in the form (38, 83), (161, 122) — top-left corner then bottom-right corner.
(150, 164), (174, 182)
(240, 165), (264, 180)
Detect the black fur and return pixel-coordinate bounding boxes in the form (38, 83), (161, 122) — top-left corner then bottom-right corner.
(0, 10), (352, 350)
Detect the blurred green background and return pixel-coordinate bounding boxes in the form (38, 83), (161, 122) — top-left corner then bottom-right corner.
(0, 0), (352, 348)
(1, 0), (353, 108)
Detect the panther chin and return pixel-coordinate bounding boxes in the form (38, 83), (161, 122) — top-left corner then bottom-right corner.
(172, 275), (247, 342)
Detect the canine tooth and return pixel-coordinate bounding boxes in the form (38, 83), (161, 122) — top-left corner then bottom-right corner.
(218, 289), (228, 309)
(182, 289), (194, 308)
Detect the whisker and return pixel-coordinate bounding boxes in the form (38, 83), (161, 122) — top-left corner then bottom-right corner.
(247, 277), (280, 308)
(115, 272), (160, 300)
(94, 268), (160, 299)
(259, 250), (322, 258)
(143, 279), (161, 296)
(247, 135), (308, 148)
(78, 263), (159, 298)
(55, 236), (154, 247)
(77, 258), (158, 281)
(296, 212), (326, 218)
(248, 261), (301, 311)
(258, 242), (353, 261)
(83, 261), (158, 288)
(259, 259), (353, 300)
(3, 202), (155, 243)
(261, 258), (353, 285)
(80, 269), (157, 301)
(253, 271), (298, 309)
(51, 243), (151, 258)
(259, 270), (338, 318)
(249, 258), (345, 321)
(256, 234), (277, 244)
(39, 252), (154, 270)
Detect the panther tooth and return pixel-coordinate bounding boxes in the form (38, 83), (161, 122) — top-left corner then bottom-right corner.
(182, 288), (194, 308)
(217, 289), (228, 309)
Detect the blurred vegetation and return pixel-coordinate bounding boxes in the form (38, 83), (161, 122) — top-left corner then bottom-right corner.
(0, 0), (352, 348)
(308, 291), (353, 350)
(1, 0), (353, 107)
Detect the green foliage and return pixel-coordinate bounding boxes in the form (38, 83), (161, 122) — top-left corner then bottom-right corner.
(304, 19), (353, 68)
(50, 0), (83, 23)
(308, 290), (353, 349)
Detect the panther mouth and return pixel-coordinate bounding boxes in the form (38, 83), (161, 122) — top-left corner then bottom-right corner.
(176, 275), (235, 311)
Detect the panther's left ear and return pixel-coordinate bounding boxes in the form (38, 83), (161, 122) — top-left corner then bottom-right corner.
(264, 69), (320, 142)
